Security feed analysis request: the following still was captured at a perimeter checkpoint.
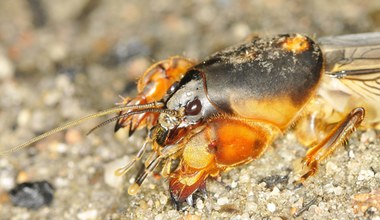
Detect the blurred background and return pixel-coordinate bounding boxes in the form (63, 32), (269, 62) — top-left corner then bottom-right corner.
(0, 0), (379, 219)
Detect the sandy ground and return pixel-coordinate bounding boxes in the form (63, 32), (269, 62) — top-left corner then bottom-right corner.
(0, 0), (379, 219)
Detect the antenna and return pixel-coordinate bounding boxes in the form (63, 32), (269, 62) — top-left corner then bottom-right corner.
(0, 102), (164, 156)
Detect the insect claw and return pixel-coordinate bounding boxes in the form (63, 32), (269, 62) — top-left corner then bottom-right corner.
(293, 180), (305, 189)
(128, 124), (137, 137)
(114, 119), (124, 132)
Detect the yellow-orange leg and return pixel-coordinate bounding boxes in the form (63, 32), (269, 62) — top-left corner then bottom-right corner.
(299, 107), (365, 182)
(115, 56), (195, 134)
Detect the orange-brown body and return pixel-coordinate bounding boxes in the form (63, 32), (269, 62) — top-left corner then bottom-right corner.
(109, 33), (380, 207)
(6, 32), (379, 209)
(111, 33), (379, 207)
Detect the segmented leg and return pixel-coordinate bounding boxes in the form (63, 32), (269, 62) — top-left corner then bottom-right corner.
(115, 56), (195, 134)
(114, 140), (151, 176)
(127, 140), (187, 196)
(298, 107), (365, 182)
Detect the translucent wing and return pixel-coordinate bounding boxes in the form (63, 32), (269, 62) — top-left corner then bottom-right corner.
(318, 32), (380, 100)
(318, 32), (380, 126)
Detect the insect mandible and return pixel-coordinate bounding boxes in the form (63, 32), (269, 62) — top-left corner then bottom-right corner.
(3, 32), (380, 208)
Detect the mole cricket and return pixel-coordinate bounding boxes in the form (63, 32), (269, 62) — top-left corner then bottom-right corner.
(2, 32), (380, 208)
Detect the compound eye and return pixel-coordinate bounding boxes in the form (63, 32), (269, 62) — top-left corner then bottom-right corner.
(185, 98), (202, 115)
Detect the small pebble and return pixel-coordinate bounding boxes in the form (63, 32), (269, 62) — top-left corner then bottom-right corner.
(159, 193), (168, 205)
(77, 209), (98, 220)
(245, 202), (258, 212)
(65, 129), (82, 145)
(147, 199), (154, 207)
(1, 177), (14, 192)
(43, 90), (61, 106)
(239, 174), (250, 183)
(0, 51), (15, 79)
(9, 181), (54, 209)
(357, 170), (375, 181)
(230, 181), (238, 188)
(196, 199), (204, 210)
(17, 109), (31, 127)
(240, 213), (250, 220)
(375, 172), (380, 180)
(326, 161), (339, 175)
(267, 203), (276, 213)
(231, 22), (251, 39)
(104, 156), (129, 188)
(217, 197), (229, 206)
(16, 171), (30, 184)
(360, 130), (377, 143)
(55, 142), (68, 154)
(271, 186), (280, 195)
(155, 214), (163, 220)
(139, 200), (148, 210)
(348, 150), (355, 158)
(0, 168), (15, 190)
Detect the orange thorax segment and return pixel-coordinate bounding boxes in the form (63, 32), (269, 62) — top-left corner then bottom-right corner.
(211, 118), (272, 166)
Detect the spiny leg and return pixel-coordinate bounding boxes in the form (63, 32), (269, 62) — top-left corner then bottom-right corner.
(128, 143), (185, 195)
(128, 153), (162, 195)
(299, 107), (365, 182)
(114, 140), (151, 176)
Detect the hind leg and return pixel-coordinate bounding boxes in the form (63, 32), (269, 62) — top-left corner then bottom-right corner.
(297, 107), (365, 182)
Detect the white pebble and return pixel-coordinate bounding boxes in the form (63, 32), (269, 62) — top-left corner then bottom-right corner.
(154, 214), (163, 220)
(325, 183), (343, 195)
(357, 169), (375, 181)
(360, 130), (376, 143)
(49, 42), (67, 62)
(159, 194), (168, 205)
(267, 203), (276, 213)
(348, 150), (355, 159)
(217, 197), (229, 206)
(196, 199), (205, 210)
(0, 171), (15, 190)
(17, 109), (31, 127)
(0, 51), (14, 79)
(77, 209), (98, 220)
(240, 213), (250, 220)
(239, 174), (250, 183)
(43, 90), (61, 106)
(230, 181), (238, 188)
(333, 186), (343, 195)
(245, 202), (257, 212)
(147, 199), (154, 207)
(104, 156), (129, 188)
(326, 161), (339, 174)
(375, 172), (380, 180)
(271, 186), (280, 195)
(55, 143), (68, 154)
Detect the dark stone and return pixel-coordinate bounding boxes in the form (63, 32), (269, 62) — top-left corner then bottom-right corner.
(9, 181), (55, 209)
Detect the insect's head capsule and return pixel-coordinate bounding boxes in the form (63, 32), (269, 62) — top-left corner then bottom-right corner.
(160, 69), (217, 128)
